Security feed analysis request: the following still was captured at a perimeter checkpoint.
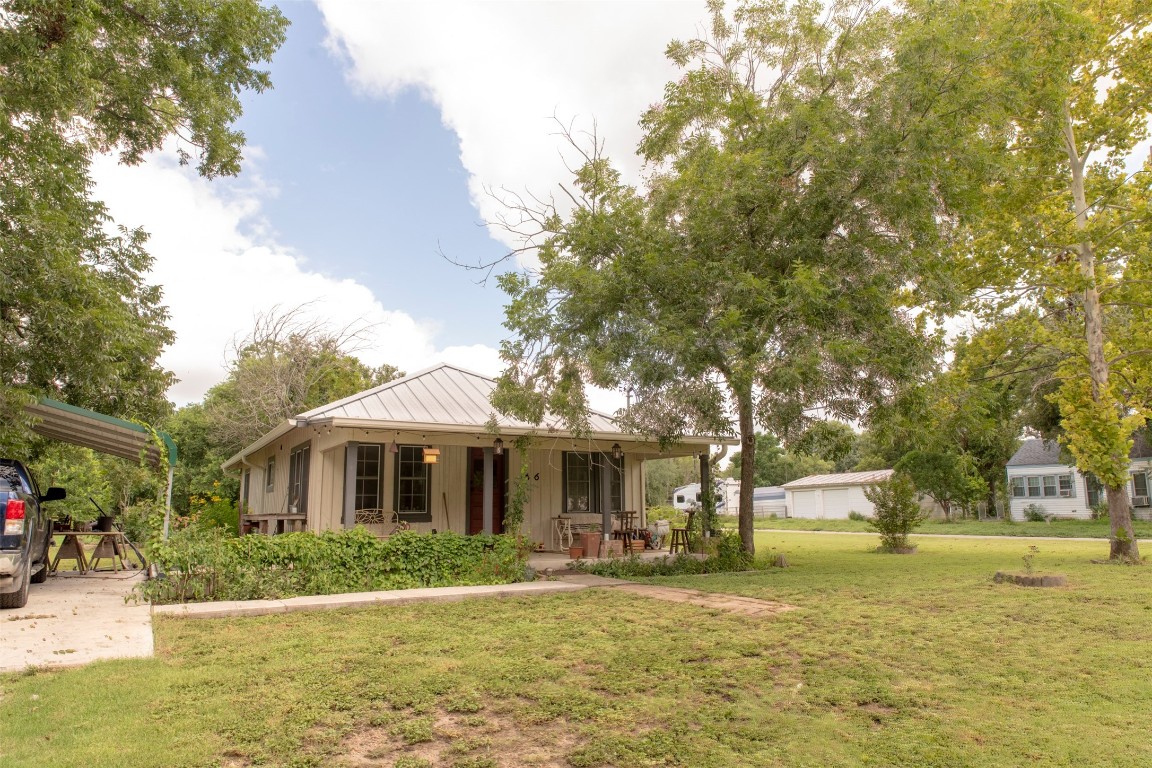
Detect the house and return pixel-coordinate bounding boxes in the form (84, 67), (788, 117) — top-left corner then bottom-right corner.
(223, 364), (731, 548)
(1005, 437), (1152, 521)
(781, 470), (895, 519)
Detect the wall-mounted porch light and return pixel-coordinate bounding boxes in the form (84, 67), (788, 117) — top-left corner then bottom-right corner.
(423, 447), (440, 464)
(493, 438), (504, 456)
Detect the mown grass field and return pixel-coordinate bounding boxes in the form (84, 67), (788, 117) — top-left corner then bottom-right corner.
(717, 514), (1152, 538)
(3, 532), (1151, 767)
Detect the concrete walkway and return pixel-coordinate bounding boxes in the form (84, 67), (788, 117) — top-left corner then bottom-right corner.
(754, 528), (1152, 543)
(1, 571), (153, 674)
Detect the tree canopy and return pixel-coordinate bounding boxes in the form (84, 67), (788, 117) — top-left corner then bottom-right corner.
(0, 0), (288, 452)
(494, 0), (991, 552)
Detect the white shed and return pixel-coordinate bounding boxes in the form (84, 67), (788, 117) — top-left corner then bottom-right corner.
(781, 470), (895, 519)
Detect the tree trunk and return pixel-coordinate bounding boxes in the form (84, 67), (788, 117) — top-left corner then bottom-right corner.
(735, 385), (756, 555)
(1107, 485), (1140, 561)
(1063, 104), (1140, 562)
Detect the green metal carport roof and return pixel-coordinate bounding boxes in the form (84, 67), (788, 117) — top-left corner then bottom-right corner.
(25, 398), (178, 537)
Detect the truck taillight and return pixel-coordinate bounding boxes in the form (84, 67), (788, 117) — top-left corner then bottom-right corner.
(3, 499), (25, 536)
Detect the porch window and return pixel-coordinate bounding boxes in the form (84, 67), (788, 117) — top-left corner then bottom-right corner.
(1010, 477), (1026, 498)
(1026, 476), (1041, 497)
(288, 442), (310, 515)
(1132, 472), (1149, 499)
(563, 452), (623, 515)
(265, 457), (275, 492)
(355, 444), (383, 510)
(240, 469), (250, 512)
(394, 445), (431, 522)
(1086, 474), (1104, 507)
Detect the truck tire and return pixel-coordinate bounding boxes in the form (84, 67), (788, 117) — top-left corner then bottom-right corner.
(0, 563), (30, 609)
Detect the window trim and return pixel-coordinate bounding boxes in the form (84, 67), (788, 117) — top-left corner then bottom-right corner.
(1013, 472), (1076, 500)
(288, 441), (311, 516)
(265, 456), (275, 493)
(393, 445), (432, 522)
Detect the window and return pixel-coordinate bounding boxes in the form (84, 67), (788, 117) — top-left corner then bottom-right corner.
(1011, 477), (1026, 498)
(394, 445), (431, 521)
(1042, 476), (1057, 497)
(1085, 474), (1104, 507)
(1132, 472), (1149, 499)
(1058, 474), (1073, 497)
(240, 470), (250, 511)
(355, 444), (383, 510)
(265, 457), (275, 492)
(1027, 476), (1041, 497)
(288, 443), (310, 515)
(563, 452), (623, 515)
(675, 494), (685, 504)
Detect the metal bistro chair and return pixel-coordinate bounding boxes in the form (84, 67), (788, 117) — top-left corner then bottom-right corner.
(354, 508), (410, 537)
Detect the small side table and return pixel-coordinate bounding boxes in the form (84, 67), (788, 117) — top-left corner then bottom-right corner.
(668, 528), (690, 554)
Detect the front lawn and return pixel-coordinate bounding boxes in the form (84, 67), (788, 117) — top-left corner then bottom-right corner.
(3, 533), (1151, 767)
(717, 514), (1152, 538)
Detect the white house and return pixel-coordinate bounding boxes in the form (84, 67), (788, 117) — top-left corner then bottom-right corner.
(223, 364), (733, 549)
(781, 470), (894, 519)
(1005, 437), (1152, 521)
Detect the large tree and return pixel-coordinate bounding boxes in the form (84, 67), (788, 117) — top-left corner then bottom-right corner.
(0, 0), (288, 450)
(494, 0), (988, 553)
(959, 0), (1152, 560)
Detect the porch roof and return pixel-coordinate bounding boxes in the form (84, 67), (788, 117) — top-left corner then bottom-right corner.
(223, 363), (732, 470)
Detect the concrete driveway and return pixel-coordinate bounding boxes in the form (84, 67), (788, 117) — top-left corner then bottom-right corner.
(1, 571), (153, 674)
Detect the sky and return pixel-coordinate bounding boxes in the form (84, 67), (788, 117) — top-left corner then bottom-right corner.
(92, 0), (713, 411)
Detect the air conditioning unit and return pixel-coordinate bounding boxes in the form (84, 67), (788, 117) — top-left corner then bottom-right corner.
(1059, 490), (1072, 498)
(1133, 495), (1150, 508)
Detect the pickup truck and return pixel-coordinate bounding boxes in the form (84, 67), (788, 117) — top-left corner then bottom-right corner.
(1, 459), (65, 609)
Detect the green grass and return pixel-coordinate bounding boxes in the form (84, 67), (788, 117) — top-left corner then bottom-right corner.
(716, 515), (1152, 538)
(3, 533), (1151, 767)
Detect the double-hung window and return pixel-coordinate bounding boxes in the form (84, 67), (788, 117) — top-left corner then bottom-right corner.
(563, 452), (623, 515)
(1132, 472), (1149, 500)
(1013, 473), (1075, 499)
(355, 445), (383, 510)
(394, 445), (432, 522)
(265, 457), (276, 493)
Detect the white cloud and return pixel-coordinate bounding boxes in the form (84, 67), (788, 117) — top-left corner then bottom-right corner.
(316, 0), (710, 252)
(91, 152), (503, 405)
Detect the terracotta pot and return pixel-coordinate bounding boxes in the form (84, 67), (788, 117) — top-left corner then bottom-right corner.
(580, 533), (601, 558)
(568, 546), (584, 559)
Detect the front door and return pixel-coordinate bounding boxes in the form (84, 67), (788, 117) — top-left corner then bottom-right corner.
(468, 447), (506, 534)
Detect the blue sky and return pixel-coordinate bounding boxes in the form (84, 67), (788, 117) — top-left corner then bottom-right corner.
(90, 1), (713, 405)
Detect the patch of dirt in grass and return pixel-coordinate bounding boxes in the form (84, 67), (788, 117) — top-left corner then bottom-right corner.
(338, 708), (579, 767)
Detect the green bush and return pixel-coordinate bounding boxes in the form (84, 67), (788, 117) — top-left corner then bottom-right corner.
(137, 528), (528, 604)
(573, 532), (754, 578)
(1023, 503), (1048, 523)
(848, 510), (867, 521)
(863, 474), (927, 552)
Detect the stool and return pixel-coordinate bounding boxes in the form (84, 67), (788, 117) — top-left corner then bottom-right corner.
(669, 527), (690, 554)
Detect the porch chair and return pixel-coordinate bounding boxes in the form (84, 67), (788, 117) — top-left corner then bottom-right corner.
(354, 508), (409, 537)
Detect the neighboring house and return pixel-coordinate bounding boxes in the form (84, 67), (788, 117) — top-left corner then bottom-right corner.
(1005, 437), (1152, 521)
(782, 470), (895, 519)
(223, 364), (731, 547)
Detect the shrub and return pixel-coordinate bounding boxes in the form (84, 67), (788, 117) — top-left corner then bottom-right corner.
(1023, 503), (1048, 523)
(848, 510), (867, 521)
(863, 474), (927, 552)
(1090, 501), (1108, 520)
(574, 532), (754, 578)
(137, 528), (528, 604)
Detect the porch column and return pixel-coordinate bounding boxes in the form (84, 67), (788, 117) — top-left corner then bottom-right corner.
(482, 447), (494, 534)
(343, 441), (359, 529)
(700, 452), (711, 539)
(601, 455), (612, 541)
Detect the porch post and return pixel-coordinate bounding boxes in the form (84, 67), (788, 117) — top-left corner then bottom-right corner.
(601, 455), (612, 541)
(343, 442), (359, 529)
(482, 447), (494, 534)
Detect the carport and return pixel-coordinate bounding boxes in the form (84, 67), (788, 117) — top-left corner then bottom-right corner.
(25, 398), (178, 538)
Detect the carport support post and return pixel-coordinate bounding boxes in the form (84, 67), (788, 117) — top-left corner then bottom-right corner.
(162, 463), (175, 540)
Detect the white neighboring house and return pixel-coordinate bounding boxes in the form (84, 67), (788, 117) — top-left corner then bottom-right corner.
(782, 470), (895, 519)
(1005, 437), (1152, 521)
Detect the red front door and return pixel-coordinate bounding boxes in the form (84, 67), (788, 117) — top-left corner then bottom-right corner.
(468, 447), (506, 534)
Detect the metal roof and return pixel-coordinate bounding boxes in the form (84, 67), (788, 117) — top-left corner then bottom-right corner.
(782, 469), (893, 490)
(25, 398), (177, 467)
(225, 363), (731, 470)
(298, 363), (624, 433)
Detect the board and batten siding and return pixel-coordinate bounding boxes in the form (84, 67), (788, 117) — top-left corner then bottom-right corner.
(236, 425), (658, 544)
